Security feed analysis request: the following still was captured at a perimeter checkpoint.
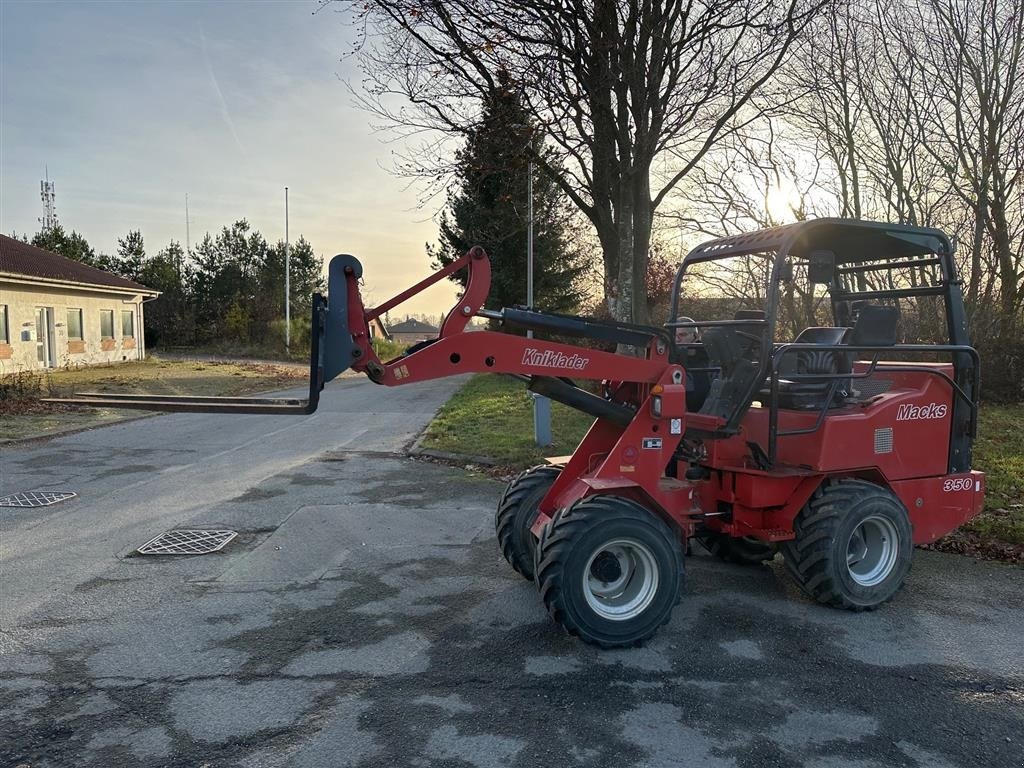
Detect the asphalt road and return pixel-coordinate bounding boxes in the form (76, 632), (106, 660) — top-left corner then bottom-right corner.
(1, 375), (1021, 768)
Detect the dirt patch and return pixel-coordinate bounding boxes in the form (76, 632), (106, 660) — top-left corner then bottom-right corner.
(924, 530), (1024, 567)
(0, 358), (308, 444)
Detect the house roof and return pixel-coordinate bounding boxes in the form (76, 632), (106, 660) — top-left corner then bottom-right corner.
(389, 318), (438, 333)
(0, 234), (156, 294)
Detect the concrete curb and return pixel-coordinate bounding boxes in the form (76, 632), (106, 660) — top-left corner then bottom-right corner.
(408, 447), (499, 467)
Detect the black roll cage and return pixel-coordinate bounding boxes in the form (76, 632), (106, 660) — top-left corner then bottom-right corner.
(667, 218), (980, 473)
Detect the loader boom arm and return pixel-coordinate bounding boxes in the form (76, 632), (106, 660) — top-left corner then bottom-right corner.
(45, 247), (677, 415)
(334, 247), (671, 388)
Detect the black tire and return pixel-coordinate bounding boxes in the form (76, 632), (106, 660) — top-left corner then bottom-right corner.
(534, 495), (684, 648)
(699, 533), (777, 565)
(782, 478), (913, 610)
(495, 465), (561, 580)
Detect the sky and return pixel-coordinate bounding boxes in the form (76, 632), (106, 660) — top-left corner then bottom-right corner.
(0, 0), (457, 314)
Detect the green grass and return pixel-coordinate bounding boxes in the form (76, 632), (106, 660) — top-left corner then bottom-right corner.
(420, 375), (1023, 550)
(966, 404), (1024, 544)
(420, 375), (593, 465)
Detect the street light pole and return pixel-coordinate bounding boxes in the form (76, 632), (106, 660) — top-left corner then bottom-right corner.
(527, 159), (552, 446)
(285, 186), (290, 351)
(527, 161), (534, 320)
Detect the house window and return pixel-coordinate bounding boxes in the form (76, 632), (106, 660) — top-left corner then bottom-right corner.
(100, 310), (115, 339)
(67, 309), (84, 340)
(121, 310), (135, 338)
(0, 305), (8, 343)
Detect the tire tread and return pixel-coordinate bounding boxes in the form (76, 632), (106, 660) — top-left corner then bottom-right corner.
(495, 465), (561, 580)
(782, 478), (910, 611)
(534, 496), (683, 649)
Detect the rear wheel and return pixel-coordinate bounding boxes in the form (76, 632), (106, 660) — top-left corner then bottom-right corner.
(534, 495), (683, 648)
(782, 479), (912, 610)
(495, 465), (561, 580)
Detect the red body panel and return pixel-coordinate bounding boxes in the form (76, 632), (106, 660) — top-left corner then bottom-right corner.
(743, 365), (955, 480)
(891, 472), (986, 544)
(531, 373), (693, 535)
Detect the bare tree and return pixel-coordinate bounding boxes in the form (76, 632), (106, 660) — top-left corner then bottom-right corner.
(328, 0), (827, 324)
(897, 0), (1024, 322)
(685, 0), (1023, 333)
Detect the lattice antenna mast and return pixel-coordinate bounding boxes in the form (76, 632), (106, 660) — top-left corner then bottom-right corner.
(39, 167), (58, 233)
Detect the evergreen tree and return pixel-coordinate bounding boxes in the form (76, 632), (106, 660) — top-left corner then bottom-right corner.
(31, 224), (99, 268)
(261, 236), (326, 317)
(139, 241), (191, 346)
(428, 78), (588, 314)
(114, 230), (146, 281)
(188, 220), (269, 343)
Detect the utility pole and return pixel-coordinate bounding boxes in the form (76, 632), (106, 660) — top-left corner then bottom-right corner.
(527, 159), (552, 446)
(285, 186), (290, 351)
(527, 161), (534, 321)
(183, 193), (190, 278)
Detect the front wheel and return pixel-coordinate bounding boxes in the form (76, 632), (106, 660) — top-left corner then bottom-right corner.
(495, 465), (561, 580)
(534, 495), (683, 648)
(782, 479), (913, 610)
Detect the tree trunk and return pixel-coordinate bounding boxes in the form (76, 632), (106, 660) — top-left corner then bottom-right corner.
(631, 171), (653, 327)
(613, 179), (635, 324)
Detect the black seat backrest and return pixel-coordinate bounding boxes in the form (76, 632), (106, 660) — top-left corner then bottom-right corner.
(795, 326), (849, 346)
(701, 326), (746, 372)
(783, 327), (849, 376)
(734, 309), (766, 321)
(850, 305), (900, 346)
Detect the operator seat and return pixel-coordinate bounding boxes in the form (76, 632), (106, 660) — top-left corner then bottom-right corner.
(770, 326), (851, 410)
(770, 305), (900, 410)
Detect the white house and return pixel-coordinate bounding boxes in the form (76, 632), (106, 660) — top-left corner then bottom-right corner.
(0, 235), (159, 374)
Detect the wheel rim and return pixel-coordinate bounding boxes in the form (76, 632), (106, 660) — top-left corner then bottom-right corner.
(846, 515), (899, 587)
(582, 538), (659, 621)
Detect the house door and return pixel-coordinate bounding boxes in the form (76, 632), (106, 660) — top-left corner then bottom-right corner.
(36, 307), (55, 368)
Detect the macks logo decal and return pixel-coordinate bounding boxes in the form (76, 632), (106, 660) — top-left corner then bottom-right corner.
(522, 348), (590, 371)
(896, 402), (948, 421)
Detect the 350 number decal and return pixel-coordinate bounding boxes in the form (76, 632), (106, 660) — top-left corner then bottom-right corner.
(943, 478), (973, 492)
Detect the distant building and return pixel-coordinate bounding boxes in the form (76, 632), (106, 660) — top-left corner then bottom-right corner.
(388, 317), (438, 345)
(0, 235), (159, 373)
(368, 316), (390, 341)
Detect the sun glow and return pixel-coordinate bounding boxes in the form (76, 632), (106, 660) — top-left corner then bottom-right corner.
(764, 179), (802, 224)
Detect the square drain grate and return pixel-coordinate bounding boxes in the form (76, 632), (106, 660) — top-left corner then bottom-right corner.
(0, 491), (77, 508)
(137, 529), (237, 556)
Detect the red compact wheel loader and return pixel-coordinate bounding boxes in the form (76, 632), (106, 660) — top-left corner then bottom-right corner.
(55, 219), (985, 648)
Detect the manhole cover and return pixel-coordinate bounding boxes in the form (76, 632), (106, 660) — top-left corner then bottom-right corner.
(137, 529), (237, 556)
(0, 491), (77, 508)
